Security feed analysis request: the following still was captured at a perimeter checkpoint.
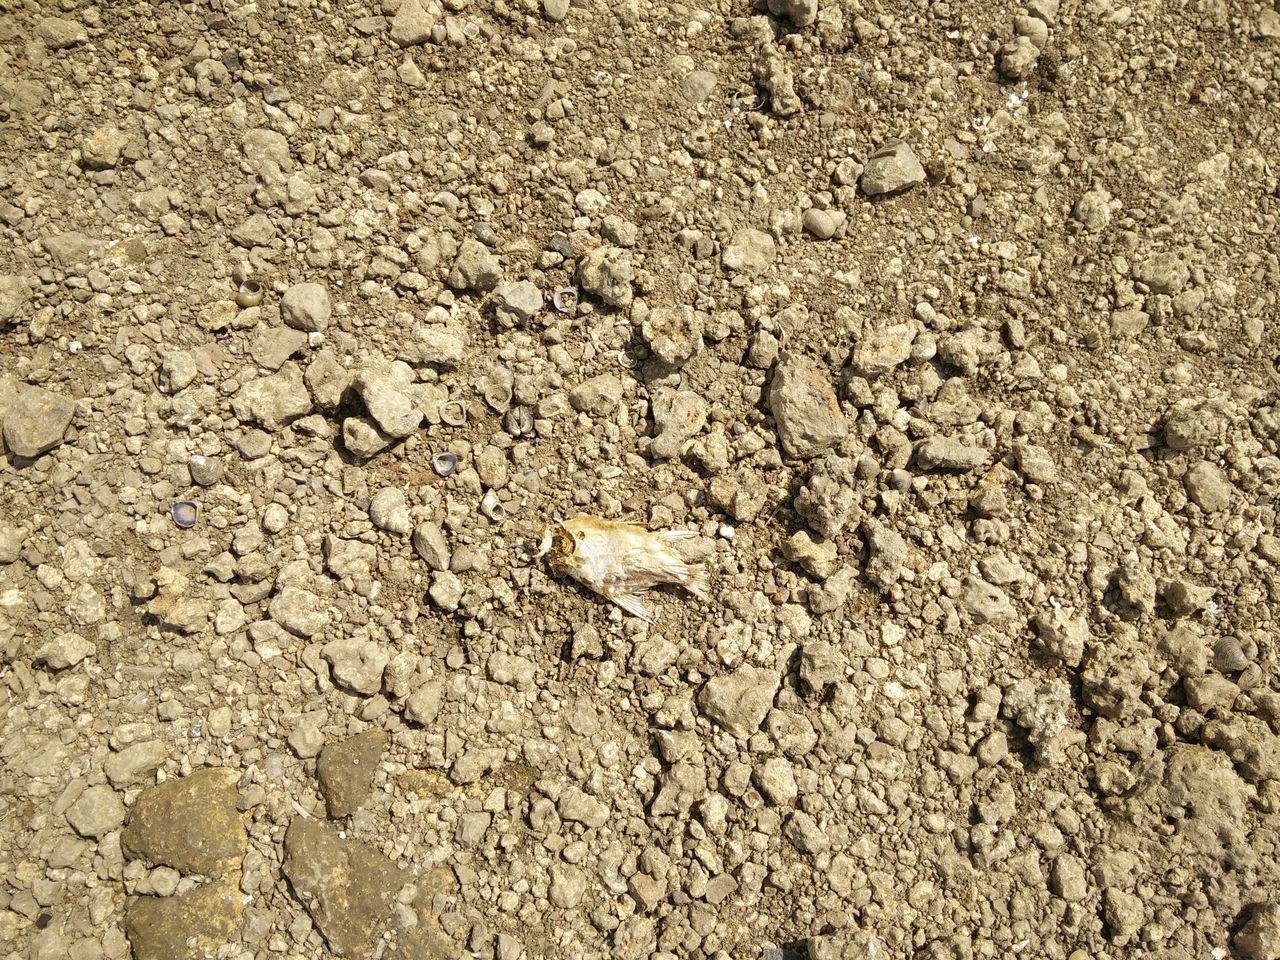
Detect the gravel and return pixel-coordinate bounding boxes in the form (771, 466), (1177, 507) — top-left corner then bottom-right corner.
(1, 3), (1276, 958)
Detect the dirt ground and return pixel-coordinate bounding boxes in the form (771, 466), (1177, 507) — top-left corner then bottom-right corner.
(1, 0), (1279, 958)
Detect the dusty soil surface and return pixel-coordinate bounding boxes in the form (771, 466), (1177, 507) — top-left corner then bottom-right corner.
(2, 0), (1279, 959)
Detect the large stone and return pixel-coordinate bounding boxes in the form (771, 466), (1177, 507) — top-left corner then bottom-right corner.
(318, 729), (388, 818)
(852, 324), (915, 378)
(3, 386), (75, 457)
(81, 125), (129, 169)
(283, 817), (407, 957)
(1235, 904), (1280, 960)
(860, 140), (926, 196)
(807, 931), (890, 960)
(125, 879), (245, 960)
(281, 282), (332, 332)
(768, 0), (818, 28)
(914, 435), (991, 471)
(650, 388), (709, 459)
(448, 238), (501, 292)
(121, 767), (245, 875)
(642, 305), (703, 368)
(569, 374), (624, 417)
(698, 666), (780, 738)
(769, 354), (847, 459)
(231, 363), (312, 430)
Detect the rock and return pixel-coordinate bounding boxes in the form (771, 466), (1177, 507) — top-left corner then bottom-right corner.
(543, 0), (570, 21)
(577, 245), (633, 307)
(1103, 887), (1144, 940)
(403, 321), (467, 366)
(125, 879), (244, 960)
(1162, 579), (1213, 618)
(699, 666), (780, 738)
(324, 535), (377, 580)
(391, 0), (440, 46)
(768, 0), (818, 27)
(1235, 905), (1280, 960)
(232, 363), (312, 430)
(558, 786), (610, 828)
(231, 212), (276, 247)
(1164, 402), (1216, 451)
(807, 931), (890, 960)
(269, 586), (330, 638)
(105, 740), (169, 787)
(570, 374), (624, 417)
(343, 416), (396, 460)
(914, 436), (991, 471)
(1184, 461), (1231, 511)
(1135, 252), (1190, 295)
(411, 522), (450, 571)
(679, 70), (717, 104)
(721, 228), (776, 274)
(0, 274), (31, 328)
(354, 367), (423, 439)
(318, 729), (388, 818)
(33, 633), (95, 670)
(1073, 189), (1111, 231)
(283, 817), (407, 957)
(3, 386), (75, 457)
(449, 238), (502, 292)
(429, 570), (464, 611)
(369, 488), (411, 535)
(785, 810), (829, 854)
(642, 305), (703, 368)
(769, 353), (847, 459)
(860, 140), (926, 196)
(1012, 442), (1057, 483)
(43, 231), (103, 270)
(783, 531), (838, 579)
(852, 324), (915, 377)
(158, 350), (199, 393)
(492, 281), (543, 326)
(802, 208), (845, 239)
(404, 681), (443, 725)
(81, 125), (129, 169)
(281, 282), (331, 332)
(550, 863), (587, 908)
(795, 454), (860, 538)
(250, 326), (308, 371)
(37, 16), (87, 48)
(754, 756), (798, 805)
(649, 388), (709, 459)
(960, 575), (1014, 623)
(799, 641), (846, 693)
(1034, 609), (1087, 666)
(997, 35), (1040, 79)
(321, 638), (389, 695)
(306, 349), (352, 411)
(1049, 853), (1088, 902)
(863, 519), (907, 590)
(0, 523), (23, 564)
(121, 768), (245, 874)
(65, 785), (127, 838)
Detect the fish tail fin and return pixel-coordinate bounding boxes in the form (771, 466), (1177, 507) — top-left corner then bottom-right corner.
(681, 563), (711, 600)
(658, 529), (698, 542)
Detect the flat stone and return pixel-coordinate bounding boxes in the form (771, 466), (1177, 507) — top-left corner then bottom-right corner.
(649, 388), (709, 460)
(0, 273), (31, 327)
(37, 15), (88, 48)
(33, 633), (95, 670)
(642, 305), (703, 368)
(122, 767), (246, 875)
(769, 353), (847, 459)
(448, 238), (501, 292)
(105, 740), (169, 787)
(1235, 904), (1280, 960)
(81, 125), (129, 170)
(369, 487), (412, 535)
(342, 415), (396, 460)
(860, 140), (926, 196)
(570, 374), (624, 417)
(768, 0), (818, 27)
(65, 785), (127, 839)
(321, 637), (389, 695)
(125, 879), (245, 960)
(231, 363), (312, 430)
(721, 228), (776, 274)
(699, 666), (780, 738)
(283, 817), (407, 957)
(491, 281), (543, 326)
(42, 231), (103, 270)
(852, 324), (915, 378)
(914, 435), (991, 471)
(3, 386), (75, 457)
(318, 729), (388, 818)
(230, 212), (276, 247)
(250, 326), (308, 371)
(270, 585), (330, 638)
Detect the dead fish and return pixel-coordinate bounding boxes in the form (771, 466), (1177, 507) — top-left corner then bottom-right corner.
(537, 515), (709, 621)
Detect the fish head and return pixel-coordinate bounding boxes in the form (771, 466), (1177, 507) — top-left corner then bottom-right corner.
(535, 523), (577, 567)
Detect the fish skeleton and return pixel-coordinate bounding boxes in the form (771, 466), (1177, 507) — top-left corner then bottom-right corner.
(537, 515), (710, 621)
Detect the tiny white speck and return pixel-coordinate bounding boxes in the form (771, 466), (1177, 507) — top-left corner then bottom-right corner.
(719, 524), (735, 539)
(68, 340), (82, 353)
